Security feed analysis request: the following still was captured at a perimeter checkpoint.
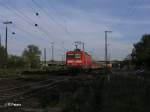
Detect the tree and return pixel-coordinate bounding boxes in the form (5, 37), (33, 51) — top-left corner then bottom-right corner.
(132, 34), (150, 68)
(7, 55), (25, 68)
(0, 46), (6, 68)
(123, 54), (132, 69)
(22, 45), (41, 69)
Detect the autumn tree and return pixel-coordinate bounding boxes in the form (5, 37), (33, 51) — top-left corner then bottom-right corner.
(22, 45), (41, 69)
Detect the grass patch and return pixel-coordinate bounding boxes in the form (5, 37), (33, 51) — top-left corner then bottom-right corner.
(0, 69), (21, 78)
(34, 74), (150, 112)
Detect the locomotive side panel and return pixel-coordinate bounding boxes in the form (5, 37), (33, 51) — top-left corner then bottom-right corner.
(81, 52), (92, 69)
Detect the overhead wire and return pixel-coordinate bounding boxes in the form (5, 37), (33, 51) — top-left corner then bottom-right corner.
(0, 14), (48, 45)
(116, 0), (144, 25)
(0, 20), (49, 54)
(31, 0), (64, 28)
(13, 24), (41, 42)
(126, 0), (144, 18)
(25, 1), (56, 41)
(4, 0), (53, 42)
(5, 0), (72, 52)
(0, 2), (33, 26)
(0, 2), (37, 40)
(109, 0), (145, 60)
(45, 0), (71, 31)
(0, 1), (53, 44)
(29, 0), (73, 58)
(31, 0), (73, 38)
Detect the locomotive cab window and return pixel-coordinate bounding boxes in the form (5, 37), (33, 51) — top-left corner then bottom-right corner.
(75, 54), (81, 58)
(67, 54), (75, 58)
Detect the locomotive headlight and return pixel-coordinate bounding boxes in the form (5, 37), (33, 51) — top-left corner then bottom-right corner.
(75, 60), (82, 63)
(67, 60), (74, 63)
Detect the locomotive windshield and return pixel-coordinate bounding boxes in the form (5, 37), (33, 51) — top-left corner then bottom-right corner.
(67, 53), (81, 58)
(67, 54), (75, 58)
(75, 54), (81, 58)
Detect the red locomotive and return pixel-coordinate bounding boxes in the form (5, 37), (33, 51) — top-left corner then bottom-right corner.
(66, 49), (92, 69)
(66, 41), (92, 70)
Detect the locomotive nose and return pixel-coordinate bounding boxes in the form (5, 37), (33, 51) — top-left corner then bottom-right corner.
(67, 60), (82, 65)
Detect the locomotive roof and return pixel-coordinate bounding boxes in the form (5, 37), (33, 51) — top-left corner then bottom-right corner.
(67, 50), (91, 56)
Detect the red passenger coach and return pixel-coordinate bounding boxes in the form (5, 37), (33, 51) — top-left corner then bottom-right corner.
(66, 49), (92, 69)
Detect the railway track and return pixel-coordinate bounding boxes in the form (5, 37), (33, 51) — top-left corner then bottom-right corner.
(0, 69), (101, 111)
(0, 76), (70, 107)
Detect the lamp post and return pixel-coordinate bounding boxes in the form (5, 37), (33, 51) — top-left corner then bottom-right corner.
(44, 48), (47, 67)
(0, 34), (1, 47)
(3, 21), (12, 68)
(105, 31), (112, 75)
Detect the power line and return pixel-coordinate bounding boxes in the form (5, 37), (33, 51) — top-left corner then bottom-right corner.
(0, 1), (53, 43)
(4, 1), (53, 41)
(32, 0), (63, 28)
(31, 0), (73, 38)
(126, 0), (143, 18)
(12, 24), (65, 59)
(46, 0), (69, 26)
(5, 1), (33, 25)
(0, 2), (33, 26)
(1, 19), (49, 45)
(0, 16), (40, 44)
(13, 23), (57, 49)
(13, 24), (41, 42)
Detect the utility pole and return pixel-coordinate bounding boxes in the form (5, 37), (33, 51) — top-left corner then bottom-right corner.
(51, 42), (54, 62)
(3, 21), (12, 68)
(105, 31), (112, 75)
(0, 34), (1, 47)
(44, 48), (47, 67)
(62, 41), (65, 62)
(61, 55), (64, 64)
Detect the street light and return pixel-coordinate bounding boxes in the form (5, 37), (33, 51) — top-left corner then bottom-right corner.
(3, 21), (12, 24)
(0, 34), (1, 47)
(105, 30), (112, 75)
(3, 21), (13, 68)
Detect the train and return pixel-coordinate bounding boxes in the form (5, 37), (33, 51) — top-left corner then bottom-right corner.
(66, 47), (102, 71)
(66, 48), (92, 69)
